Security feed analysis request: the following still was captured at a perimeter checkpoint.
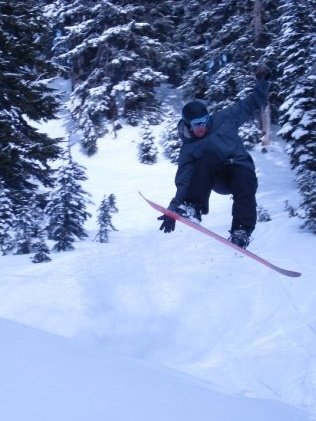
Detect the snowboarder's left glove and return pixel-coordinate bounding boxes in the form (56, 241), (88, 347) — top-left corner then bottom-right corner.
(255, 64), (271, 80)
(158, 214), (175, 233)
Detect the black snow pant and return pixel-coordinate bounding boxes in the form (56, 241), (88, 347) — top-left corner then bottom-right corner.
(183, 154), (258, 234)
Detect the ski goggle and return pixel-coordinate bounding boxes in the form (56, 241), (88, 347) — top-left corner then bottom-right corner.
(190, 115), (209, 128)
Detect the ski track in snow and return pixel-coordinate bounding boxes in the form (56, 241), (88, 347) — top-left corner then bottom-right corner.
(1, 81), (316, 418)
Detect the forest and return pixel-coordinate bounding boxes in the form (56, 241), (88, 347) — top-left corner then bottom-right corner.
(0, 0), (315, 259)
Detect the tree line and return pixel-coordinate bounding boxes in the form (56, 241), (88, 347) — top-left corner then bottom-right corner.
(0, 0), (315, 261)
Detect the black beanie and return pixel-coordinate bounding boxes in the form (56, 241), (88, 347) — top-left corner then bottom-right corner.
(182, 101), (208, 124)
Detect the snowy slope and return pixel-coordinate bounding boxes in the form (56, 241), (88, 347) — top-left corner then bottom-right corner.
(0, 318), (311, 421)
(1, 79), (316, 419)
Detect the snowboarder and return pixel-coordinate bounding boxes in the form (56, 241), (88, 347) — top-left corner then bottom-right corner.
(158, 65), (271, 248)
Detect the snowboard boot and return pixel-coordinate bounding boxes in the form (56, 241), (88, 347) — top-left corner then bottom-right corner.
(176, 202), (202, 224)
(229, 228), (251, 249)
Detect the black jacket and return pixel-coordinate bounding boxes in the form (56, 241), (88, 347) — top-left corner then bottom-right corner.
(172, 79), (270, 206)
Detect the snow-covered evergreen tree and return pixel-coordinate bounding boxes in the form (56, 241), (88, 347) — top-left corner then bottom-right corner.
(14, 196), (44, 255)
(49, 0), (167, 153)
(14, 209), (36, 255)
(31, 231), (52, 263)
(0, 180), (15, 255)
(45, 148), (91, 251)
(161, 111), (182, 163)
(297, 169), (316, 233)
(179, 1), (225, 101)
(278, 76), (316, 231)
(276, 1), (314, 104)
(257, 205), (272, 222)
(205, 2), (269, 108)
(276, 1), (316, 231)
(96, 194), (118, 243)
(0, 1), (61, 203)
(138, 121), (158, 164)
(284, 200), (298, 218)
(238, 122), (262, 150)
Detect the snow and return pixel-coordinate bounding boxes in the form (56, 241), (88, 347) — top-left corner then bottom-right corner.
(279, 97), (294, 112)
(1, 318), (310, 421)
(277, 122), (293, 136)
(292, 127), (309, 140)
(289, 108), (304, 121)
(1, 79), (316, 420)
(300, 113), (314, 128)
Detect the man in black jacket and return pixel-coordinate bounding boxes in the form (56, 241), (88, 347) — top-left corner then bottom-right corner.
(158, 66), (271, 248)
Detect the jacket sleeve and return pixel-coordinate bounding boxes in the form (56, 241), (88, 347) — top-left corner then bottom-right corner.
(221, 79), (270, 127)
(169, 148), (195, 208)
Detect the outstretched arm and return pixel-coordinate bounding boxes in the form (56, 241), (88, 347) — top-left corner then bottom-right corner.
(222, 65), (271, 127)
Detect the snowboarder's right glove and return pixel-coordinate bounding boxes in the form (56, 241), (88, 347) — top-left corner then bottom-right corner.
(158, 199), (180, 233)
(158, 214), (176, 233)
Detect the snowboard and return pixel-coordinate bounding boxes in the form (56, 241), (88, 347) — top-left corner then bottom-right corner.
(140, 192), (301, 278)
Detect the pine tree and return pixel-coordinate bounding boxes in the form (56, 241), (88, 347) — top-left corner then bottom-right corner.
(257, 205), (272, 222)
(161, 111), (182, 163)
(206, 2), (264, 108)
(238, 122), (262, 150)
(49, 0), (167, 153)
(276, 1), (314, 133)
(297, 168), (316, 233)
(96, 194), (118, 243)
(0, 1), (61, 202)
(276, 1), (316, 231)
(0, 180), (15, 255)
(14, 210), (36, 255)
(138, 121), (158, 164)
(277, 1), (314, 104)
(45, 149), (91, 251)
(14, 196), (44, 255)
(179, 1), (225, 101)
(278, 76), (316, 231)
(31, 231), (51, 263)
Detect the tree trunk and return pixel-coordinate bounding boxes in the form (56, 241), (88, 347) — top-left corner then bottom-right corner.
(260, 103), (271, 152)
(253, 0), (271, 150)
(253, 0), (263, 46)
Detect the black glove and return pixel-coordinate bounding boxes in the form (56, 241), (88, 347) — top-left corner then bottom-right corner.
(255, 64), (271, 80)
(158, 214), (176, 233)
